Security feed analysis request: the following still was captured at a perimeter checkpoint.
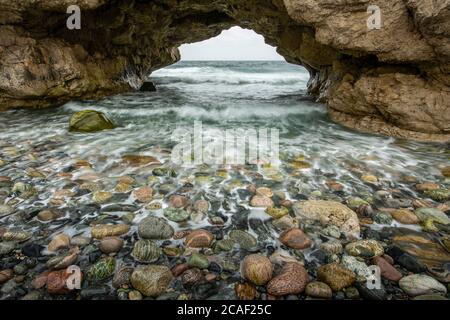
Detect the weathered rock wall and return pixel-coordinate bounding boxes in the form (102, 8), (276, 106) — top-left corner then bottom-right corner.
(0, 0), (449, 142)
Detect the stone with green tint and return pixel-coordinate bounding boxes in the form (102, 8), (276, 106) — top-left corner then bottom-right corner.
(373, 212), (393, 225)
(214, 239), (235, 253)
(163, 207), (189, 222)
(424, 189), (450, 202)
(347, 197), (369, 209)
(188, 253), (209, 269)
(265, 206), (289, 219)
(132, 240), (162, 263)
(152, 167), (177, 177)
(12, 182), (37, 198)
(228, 230), (257, 250)
(69, 110), (116, 133)
(415, 207), (450, 225)
(86, 257), (116, 282)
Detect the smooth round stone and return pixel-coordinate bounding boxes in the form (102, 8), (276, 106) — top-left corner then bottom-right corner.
(91, 224), (130, 239)
(138, 216), (174, 239)
(440, 166), (450, 178)
(256, 187), (273, 198)
(163, 207), (190, 222)
(341, 255), (372, 279)
(118, 176), (135, 185)
(171, 263), (190, 277)
(399, 274), (447, 297)
(272, 215), (298, 231)
(265, 206), (289, 219)
(214, 239), (235, 253)
(188, 252), (210, 269)
(99, 237), (124, 254)
(115, 182), (132, 193)
(416, 182), (440, 191)
(131, 265), (173, 297)
(12, 182), (37, 198)
(0, 204), (13, 217)
(37, 209), (61, 222)
(320, 240), (343, 255)
(69, 110), (115, 132)
(163, 246), (182, 257)
(133, 186), (153, 203)
(361, 175), (378, 183)
(122, 212), (135, 224)
(112, 267), (134, 288)
(146, 201), (163, 211)
(159, 183), (176, 194)
(48, 233), (70, 252)
(228, 230), (257, 250)
(181, 268), (205, 287)
(373, 212), (393, 225)
(415, 207), (450, 225)
(424, 189), (450, 201)
(129, 290), (143, 300)
(392, 209), (419, 224)
(344, 286), (360, 299)
(345, 239), (384, 258)
(326, 181), (344, 192)
(292, 200), (360, 239)
(93, 191), (112, 204)
(347, 197), (370, 209)
(250, 196), (274, 207)
(321, 225), (341, 239)
(194, 200), (209, 213)
(71, 236), (91, 247)
(279, 228), (312, 250)
(241, 254), (273, 286)
(317, 263), (356, 291)
(0, 242), (16, 256)
(86, 257), (116, 282)
(305, 281), (333, 298)
(267, 262), (307, 296)
(46, 248), (79, 269)
(46, 270), (74, 295)
(0, 269), (13, 284)
(2, 231), (32, 242)
(373, 256), (402, 282)
(131, 240), (161, 263)
(169, 195), (189, 208)
(185, 229), (214, 248)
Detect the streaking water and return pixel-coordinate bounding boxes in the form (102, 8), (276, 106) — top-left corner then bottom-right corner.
(0, 61), (448, 231)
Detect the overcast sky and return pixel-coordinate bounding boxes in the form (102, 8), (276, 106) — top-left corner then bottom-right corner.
(180, 26), (284, 61)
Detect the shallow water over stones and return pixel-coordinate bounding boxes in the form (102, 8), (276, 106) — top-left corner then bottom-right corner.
(0, 61), (449, 300)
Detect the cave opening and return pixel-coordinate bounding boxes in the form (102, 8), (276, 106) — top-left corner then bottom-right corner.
(149, 26), (312, 114)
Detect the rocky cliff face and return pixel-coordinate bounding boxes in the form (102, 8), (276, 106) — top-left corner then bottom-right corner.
(0, 0), (449, 142)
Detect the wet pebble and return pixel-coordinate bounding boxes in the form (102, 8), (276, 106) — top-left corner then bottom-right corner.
(241, 254), (273, 286)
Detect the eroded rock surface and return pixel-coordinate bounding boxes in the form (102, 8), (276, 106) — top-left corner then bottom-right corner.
(0, 0), (449, 141)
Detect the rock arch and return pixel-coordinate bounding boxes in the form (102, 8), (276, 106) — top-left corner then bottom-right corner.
(0, 0), (449, 142)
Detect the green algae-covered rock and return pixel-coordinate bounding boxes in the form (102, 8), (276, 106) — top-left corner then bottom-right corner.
(69, 110), (116, 133)
(86, 257), (116, 282)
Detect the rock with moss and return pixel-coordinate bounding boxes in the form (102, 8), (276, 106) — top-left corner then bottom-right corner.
(86, 257), (116, 282)
(69, 110), (116, 133)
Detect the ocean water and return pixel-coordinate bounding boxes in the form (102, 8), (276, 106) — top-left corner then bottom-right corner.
(0, 60), (449, 300)
(1, 61), (447, 187)
(0, 61), (448, 228)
